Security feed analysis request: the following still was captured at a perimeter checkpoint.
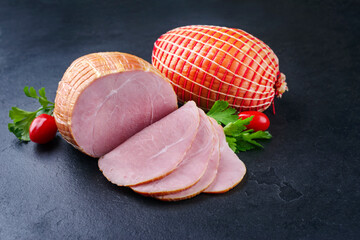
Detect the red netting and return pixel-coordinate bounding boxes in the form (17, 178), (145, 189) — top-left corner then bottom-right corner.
(212, 30), (239, 109)
(152, 25), (285, 112)
(204, 28), (232, 109)
(183, 27), (211, 102)
(187, 28), (213, 101)
(178, 29), (203, 100)
(169, 28), (195, 93)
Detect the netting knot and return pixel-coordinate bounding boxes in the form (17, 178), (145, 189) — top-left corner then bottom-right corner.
(275, 72), (288, 98)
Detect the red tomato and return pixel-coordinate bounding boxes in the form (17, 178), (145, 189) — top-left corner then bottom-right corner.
(29, 114), (58, 144)
(238, 111), (270, 131)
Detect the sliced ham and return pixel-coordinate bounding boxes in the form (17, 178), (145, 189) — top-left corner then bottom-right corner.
(98, 101), (200, 186)
(155, 119), (220, 201)
(54, 52), (177, 157)
(204, 117), (247, 193)
(131, 108), (214, 195)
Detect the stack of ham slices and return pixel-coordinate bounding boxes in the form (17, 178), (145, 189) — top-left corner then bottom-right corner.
(99, 101), (246, 200)
(54, 52), (246, 201)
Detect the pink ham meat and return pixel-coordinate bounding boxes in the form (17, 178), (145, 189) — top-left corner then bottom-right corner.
(204, 117), (247, 193)
(155, 119), (220, 201)
(98, 101), (200, 186)
(71, 71), (177, 157)
(131, 108), (214, 195)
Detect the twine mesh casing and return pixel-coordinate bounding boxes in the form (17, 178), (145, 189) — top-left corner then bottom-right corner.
(152, 25), (287, 112)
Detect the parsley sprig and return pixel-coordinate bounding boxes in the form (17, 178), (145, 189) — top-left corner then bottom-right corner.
(207, 101), (272, 152)
(8, 87), (54, 141)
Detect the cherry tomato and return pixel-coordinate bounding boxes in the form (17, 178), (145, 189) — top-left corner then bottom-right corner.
(238, 111), (270, 131)
(29, 114), (57, 144)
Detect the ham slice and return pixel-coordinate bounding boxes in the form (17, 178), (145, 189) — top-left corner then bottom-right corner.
(98, 101), (200, 186)
(204, 117), (247, 193)
(131, 109), (214, 195)
(155, 118), (220, 201)
(54, 52), (177, 157)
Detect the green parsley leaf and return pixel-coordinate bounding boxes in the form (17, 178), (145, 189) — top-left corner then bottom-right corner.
(23, 86), (54, 108)
(8, 86), (54, 141)
(234, 130), (272, 151)
(223, 116), (253, 136)
(247, 130), (272, 140)
(236, 140), (257, 152)
(226, 137), (237, 152)
(38, 87), (46, 98)
(206, 101), (238, 125)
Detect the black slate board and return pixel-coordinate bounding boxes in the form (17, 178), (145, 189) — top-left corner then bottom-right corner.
(1, 0), (359, 239)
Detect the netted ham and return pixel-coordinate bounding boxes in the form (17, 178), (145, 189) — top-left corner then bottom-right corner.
(152, 25), (288, 112)
(54, 52), (177, 157)
(98, 101), (200, 186)
(131, 108), (214, 195)
(204, 118), (247, 193)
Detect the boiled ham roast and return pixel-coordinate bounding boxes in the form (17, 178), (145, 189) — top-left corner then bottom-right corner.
(152, 25), (287, 112)
(54, 52), (177, 157)
(54, 52), (247, 201)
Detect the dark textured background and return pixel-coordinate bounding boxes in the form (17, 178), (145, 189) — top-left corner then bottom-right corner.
(1, 0), (359, 239)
